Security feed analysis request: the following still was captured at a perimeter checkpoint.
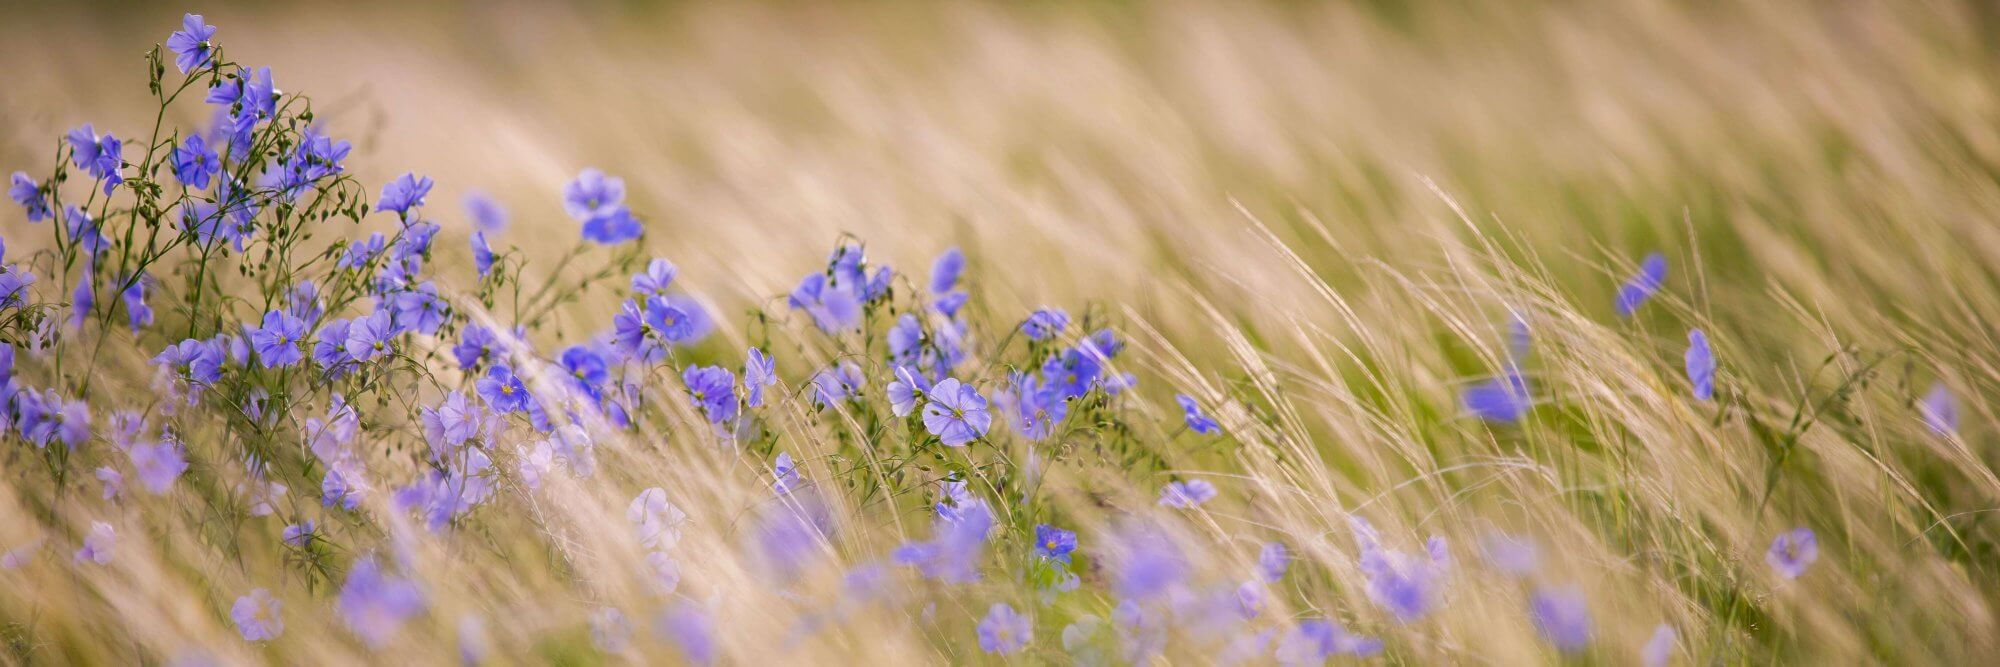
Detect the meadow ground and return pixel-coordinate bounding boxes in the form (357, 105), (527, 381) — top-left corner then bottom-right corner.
(1, 1), (1999, 664)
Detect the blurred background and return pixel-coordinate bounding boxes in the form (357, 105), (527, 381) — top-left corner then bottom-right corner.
(7, 2), (2000, 662)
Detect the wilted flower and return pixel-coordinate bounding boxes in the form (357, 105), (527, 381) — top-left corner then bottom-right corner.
(1767, 527), (1819, 579)
(232, 588), (283, 642)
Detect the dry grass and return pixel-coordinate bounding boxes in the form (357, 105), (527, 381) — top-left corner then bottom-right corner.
(1, 0), (1999, 664)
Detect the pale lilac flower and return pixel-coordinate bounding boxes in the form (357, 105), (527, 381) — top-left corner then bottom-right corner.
(75, 521), (115, 564)
(337, 557), (427, 649)
(96, 466), (124, 500)
(232, 588), (283, 642)
(1922, 382), (1957, 435)
(1767, 527), (1819, 579)
(628, 487), (687, 550)
(1530, 585), (1593, 653)
(1158, 479), (1217, 508)
(977, 603), (1032, 655)
(1642, 624), (1676, 667)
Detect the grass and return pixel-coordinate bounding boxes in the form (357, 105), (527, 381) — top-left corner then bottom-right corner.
(0, 1), (1998, 664)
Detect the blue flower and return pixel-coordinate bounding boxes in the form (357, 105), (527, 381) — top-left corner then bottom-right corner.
(683, 365), (739, 424)
(563, 168), (625, 220)
(453, 325), (501, 371)
(1034, 524), (1078, 563)
(1274, 619), (1381, 664)
(207, 67), (276, 122)
(892, 501), (992, 582)
(655, 605), (717, 666)
(377, 173), (433, 216)
(164, 133), (221, 190)
(1529, 585), (1593, 653)
(1685, 328), (1715, 401)
(743, 347), (777, 408)
(788, 274), (862, 333)
(128, 439), (188, 493)
(67, 124), (123, 192)
(1258, 542), (1289, 582)
(337, 557), (427, 649)
(464, 192), (508, 232)
(120, 275), (153, 331)
(1766, 527), (1818, 579)
(998, 371), (1066, 441)
(249, 310), (307, 368)
(420, 392), (480, 456)
(1108, 523), (1187, 600)
(470, 232), (494, 278)
(1921, 382), (1957, 435)
(311, 318), (354, 372)
(811, 361), (864, 407)
(1158, 479), (1216, 508)
(343, 311), (395, 362)
(1359, 536), (1449, 623)
(1177, 394), (1221, 434)
(1022, 308), (1069, 340)
(921, 378), (991, 446)
(9, 172), (49, 222)
(282, 520), (316, 547)
(68, 272), (94, 330)
(165, 14), (218, 73)
(887, 366), (930, 417)
(977, 603), (1032, 655)
(610, 300), (665, 363)
(930, 247), (965, 294)
(1462, 371), (1530, 423)
(582, 206), (642, 244)
(632, 258), (677, 295)
(772, 452), (800, 494)
(560, 345), (609, 398)
(1614, 252), (1668, 317)
(389, 282), (447, 335)
(477, 364), (531, 414)
(643, 295), (696, 343)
